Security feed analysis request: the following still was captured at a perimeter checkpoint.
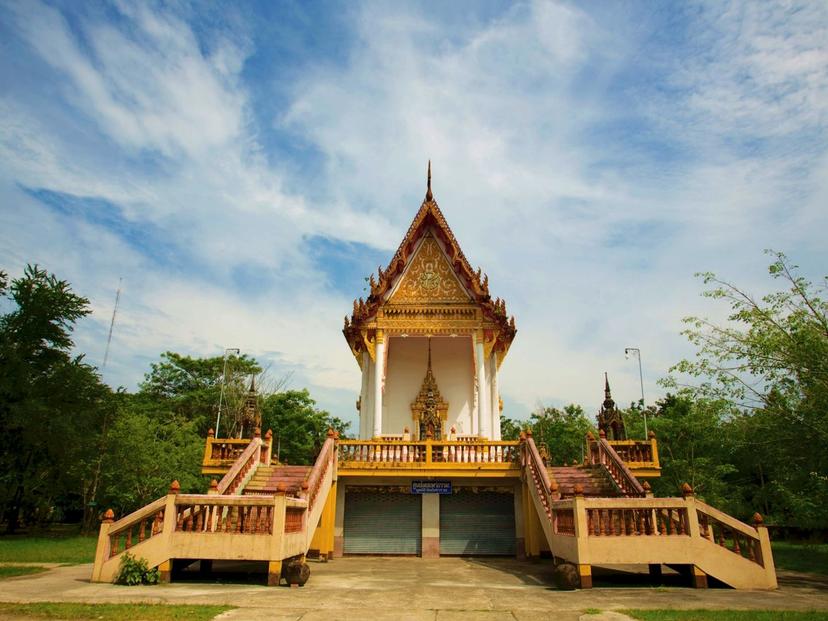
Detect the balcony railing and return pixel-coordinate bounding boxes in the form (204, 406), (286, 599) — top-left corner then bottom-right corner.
(337, 439), (520, 471)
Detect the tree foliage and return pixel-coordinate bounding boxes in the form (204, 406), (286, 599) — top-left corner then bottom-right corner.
(664, 251), (828, 527)
(262, 390), (349, 465)
(0, 264), (348, 531)
(0, 266), (112, 530)
(501, 404), (595, 465)
(140, 351), (261, 437)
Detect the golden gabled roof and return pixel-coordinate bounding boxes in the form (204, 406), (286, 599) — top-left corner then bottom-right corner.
(343, 163), (516, 360)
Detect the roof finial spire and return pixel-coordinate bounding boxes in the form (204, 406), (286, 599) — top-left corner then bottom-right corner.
(425, 160), (433, 201)
(604, 372), (611, 399)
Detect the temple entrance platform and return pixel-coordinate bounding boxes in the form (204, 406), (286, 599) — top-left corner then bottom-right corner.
(4, 558), (827, 620)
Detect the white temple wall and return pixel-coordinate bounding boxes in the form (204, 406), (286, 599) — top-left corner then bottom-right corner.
(383, 336), (474, 438)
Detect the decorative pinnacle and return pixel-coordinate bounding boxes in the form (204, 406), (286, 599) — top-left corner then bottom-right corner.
(426, 160), (433, 201)
(604, 372), (611, 399)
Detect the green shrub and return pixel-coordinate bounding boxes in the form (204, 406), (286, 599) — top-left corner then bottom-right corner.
(113, 552), (159, 586)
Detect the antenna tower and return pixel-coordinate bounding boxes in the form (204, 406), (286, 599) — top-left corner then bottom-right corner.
(102, 278), (122, 371)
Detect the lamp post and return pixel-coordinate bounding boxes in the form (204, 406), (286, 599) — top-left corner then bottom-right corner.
(215, 347), (240, 438)
(624, 347), (647, 437)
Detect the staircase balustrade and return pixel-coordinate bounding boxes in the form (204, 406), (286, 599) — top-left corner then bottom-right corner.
(587, 435), (645, 497)
(106, 497), (167, 559)
(607, 439), (654, 464)
(173, 495), (276, 535)
(521, 435), (558, 524)
(695, 500), (766, 564)
(582, 501), (689, 537)
(216, 437), (262, 495)
(551, 501), (576, 536)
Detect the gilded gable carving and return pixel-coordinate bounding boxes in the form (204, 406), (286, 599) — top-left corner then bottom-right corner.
(389, 236), (471, 304)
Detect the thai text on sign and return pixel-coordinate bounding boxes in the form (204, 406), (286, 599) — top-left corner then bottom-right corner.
(411, 480), (452, 494)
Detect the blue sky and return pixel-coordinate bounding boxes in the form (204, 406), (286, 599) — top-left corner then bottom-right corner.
(1, 0), (826, 431)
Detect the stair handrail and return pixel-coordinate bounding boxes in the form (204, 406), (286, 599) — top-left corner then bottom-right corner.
(305, 432), (336, 513)
(521, 432), (559, 517)
(105, 496), (167, 545)
(693, 498), (771, 569)
(216, 436), (262, 495)
(588, 431), (645, 497)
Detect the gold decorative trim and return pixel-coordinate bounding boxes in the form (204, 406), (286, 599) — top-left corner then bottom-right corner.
(389, 235), (471, 304)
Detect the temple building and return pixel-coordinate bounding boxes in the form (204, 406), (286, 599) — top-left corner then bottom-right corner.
(343, 162), (515, 442)
(92, 165), (777, 591)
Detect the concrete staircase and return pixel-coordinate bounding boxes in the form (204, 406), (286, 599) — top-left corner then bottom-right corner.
(243, 465), (312, 496)
(548, 465), (618, 497)
(522, 435), (777, 590)
(92, 435), (337, 586)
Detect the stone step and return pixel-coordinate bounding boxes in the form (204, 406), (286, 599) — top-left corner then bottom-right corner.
(547, 466), (620, 497)
(242, 464), (313, 496)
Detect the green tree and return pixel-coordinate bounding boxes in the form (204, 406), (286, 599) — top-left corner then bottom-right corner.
(98, 394), (204, 516)
(529, 404), (594, 465)
(499, 416), (523, 441)
(664, 251), (828, 526)
(261, 390), (349, 465)
(139, 351), (261, 437)
(0, 265), (111, 531)
(645, 394), (737, 509)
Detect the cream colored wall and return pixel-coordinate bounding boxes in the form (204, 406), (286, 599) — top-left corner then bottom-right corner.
(383, 336), (474, 437)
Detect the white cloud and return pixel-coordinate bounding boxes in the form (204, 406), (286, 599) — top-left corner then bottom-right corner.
(1, 0), (825, 429)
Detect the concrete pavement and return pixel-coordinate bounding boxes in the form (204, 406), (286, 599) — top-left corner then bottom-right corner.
(0, 557), (826, 620)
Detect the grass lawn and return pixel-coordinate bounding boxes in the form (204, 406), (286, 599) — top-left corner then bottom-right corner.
(0, 535), (97, 564)
(772, 542), (828, 576)
(0, 603), (232, 620)
(625, 611), (828, 621)
(0, 565), (49, 579)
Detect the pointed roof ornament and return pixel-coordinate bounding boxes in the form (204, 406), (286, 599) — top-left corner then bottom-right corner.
(425, 160), (433, 201)
(604, 372), (611, 400)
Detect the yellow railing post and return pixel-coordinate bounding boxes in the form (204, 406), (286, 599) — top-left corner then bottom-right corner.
(425, 439), (432, 465)
(203, 429), (215, 466)
(263, 429), (274, 465)
(753, 513), (778, 589)
(572, 486), (591, 588)
(269, 487), (288, 586)
(158, 480), (180, 583)
(649, 431), (659, 468)
(90, 509), (114, 582)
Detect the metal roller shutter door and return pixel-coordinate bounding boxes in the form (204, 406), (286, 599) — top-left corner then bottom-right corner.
(344, 492), (422, 555)
(439, 491), (516, 556)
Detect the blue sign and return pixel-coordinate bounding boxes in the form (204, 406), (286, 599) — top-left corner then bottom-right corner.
(411, 480), (452, 494)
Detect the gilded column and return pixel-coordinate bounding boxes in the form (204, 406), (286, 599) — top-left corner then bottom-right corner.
(373, 331), (385, 438)
(476, 335), (490, 439)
